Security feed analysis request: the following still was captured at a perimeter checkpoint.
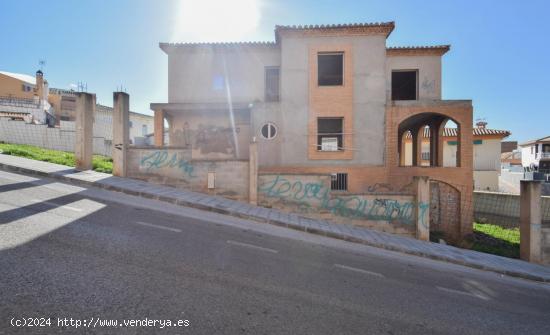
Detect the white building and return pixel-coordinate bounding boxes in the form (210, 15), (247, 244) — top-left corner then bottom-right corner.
(520, 136), (550, 171)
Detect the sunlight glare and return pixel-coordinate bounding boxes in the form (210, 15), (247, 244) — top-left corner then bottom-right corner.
(172, 0), (261, 42)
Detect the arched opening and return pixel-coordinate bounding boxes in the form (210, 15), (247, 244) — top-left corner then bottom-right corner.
(399, 130), (412, 166)
(397, 113), (461, 167)
(440, 119), (459, 167)
(430, 180), (461, 243)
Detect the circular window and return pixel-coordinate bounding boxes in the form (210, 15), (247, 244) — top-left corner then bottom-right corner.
(260, 122), (277, 140)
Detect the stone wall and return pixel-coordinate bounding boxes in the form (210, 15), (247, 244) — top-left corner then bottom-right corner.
(127, 147), (249, 201)
(258, 173), (424, 236)
(0, 118), (111, 156)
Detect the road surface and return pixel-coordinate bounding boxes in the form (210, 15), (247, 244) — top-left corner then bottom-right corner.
(1, 170), (549, 334)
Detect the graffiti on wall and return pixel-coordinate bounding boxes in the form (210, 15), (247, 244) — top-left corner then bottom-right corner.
(140, 150), (195, 178)
(195, 125), (235, 155)
(259, 175), (429, 226)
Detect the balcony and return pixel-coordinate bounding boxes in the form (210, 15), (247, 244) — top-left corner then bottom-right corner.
(536, 152), (550, 159)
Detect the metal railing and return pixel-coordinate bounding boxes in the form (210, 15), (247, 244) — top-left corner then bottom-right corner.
(536, 152), (550, 159)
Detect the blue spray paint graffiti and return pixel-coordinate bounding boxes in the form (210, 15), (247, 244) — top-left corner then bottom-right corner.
(259, 175), (429, 226)
(140, 151), (195, 178)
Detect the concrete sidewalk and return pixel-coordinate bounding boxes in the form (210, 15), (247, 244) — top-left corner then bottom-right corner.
(1, 153), (550, 283)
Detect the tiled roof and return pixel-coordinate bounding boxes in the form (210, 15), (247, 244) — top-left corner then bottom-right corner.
(163, 22), (402, 48)
(387, 45), (450, 56)
(275, 22), (395, 30)
(275, 22), (395, 40)
(405, 128), (511, 139)
(160, 41), (277, 49)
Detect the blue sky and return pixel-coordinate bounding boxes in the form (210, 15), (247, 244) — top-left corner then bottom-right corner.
(1, 0), (548, 142)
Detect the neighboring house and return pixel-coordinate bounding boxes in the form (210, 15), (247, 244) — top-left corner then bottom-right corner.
(501, 150), (522, 169)
(403, 124), (510, 191)
(48, 87), (79, 123)
(520, 136), (550, 173)
(0, 70), (51, 124)
(95, 104), (154, 144)
(147, 22), (476, 239)
(501, 141), (517, 154)
(0, 69), (154, 144)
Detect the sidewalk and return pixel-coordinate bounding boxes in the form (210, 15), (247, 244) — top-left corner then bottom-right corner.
(1, 153), (550, 282)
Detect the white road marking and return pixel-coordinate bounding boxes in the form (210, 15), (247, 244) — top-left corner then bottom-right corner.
(30, 199), (82, 212)
(334, 264), (385, 278)
(436, 286), (489, 301)
(226, 240), (279, 254)
(134, 221), (182, 233)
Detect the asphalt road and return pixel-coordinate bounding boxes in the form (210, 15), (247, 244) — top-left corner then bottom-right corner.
(1, 170), (550, 334)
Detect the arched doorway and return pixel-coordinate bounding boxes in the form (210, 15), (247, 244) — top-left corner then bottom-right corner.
(430, 180), (461, 242)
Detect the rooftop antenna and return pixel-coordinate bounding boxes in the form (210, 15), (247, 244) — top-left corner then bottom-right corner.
(116, 84), (127, 93)
(77, 81), (87, 92)
(475, 117), (487, 129)
(38, 59), (46, 71)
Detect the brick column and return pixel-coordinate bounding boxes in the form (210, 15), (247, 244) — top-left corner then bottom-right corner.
(112, 92), (129, 177)
(398, 131), (406, 166)
(75, 93), (95, 170)
(520, 180), (542, 263)
(411, 128), (419, 166)
(154, 109), (165, 147)
(249, 141), (258, 205)
(414, 176), (430, 241)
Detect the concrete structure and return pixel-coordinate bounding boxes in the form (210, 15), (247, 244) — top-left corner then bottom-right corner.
(520, 180), (543, 263)
(403, 125), (510, 191)
(112, 92), (129, 177)
(502, 141), (518, 153)
(144, 22), (475, 241)
(74, 93), (95, 170)
(414, 176), (430, 241)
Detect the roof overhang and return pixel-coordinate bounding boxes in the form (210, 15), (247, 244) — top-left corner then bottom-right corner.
(274, 22), (395, 42)
(387, 45), (450, 56)
(159, 41), (278, 54)
(519, 136), (550, 147)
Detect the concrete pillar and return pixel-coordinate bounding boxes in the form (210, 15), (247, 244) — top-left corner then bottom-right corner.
(520, 180), (542, 263)
(75, 92), (95, 170)
(112, 92), (129, 177)
(154, 109), (165, 147)
(249, 141), (258, 205)
(414, 176), (430, 241)
(411, 129), (419, 166)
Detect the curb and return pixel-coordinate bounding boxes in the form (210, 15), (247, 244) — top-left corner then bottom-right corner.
(1, 161), (549, 283)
